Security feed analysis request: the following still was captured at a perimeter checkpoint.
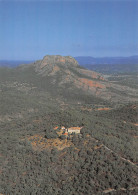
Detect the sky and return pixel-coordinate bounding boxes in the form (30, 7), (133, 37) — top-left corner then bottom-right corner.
(0, 0), (138, 60)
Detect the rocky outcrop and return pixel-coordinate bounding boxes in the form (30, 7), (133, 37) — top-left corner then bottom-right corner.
(77, 78), (106, 89)
(42, 55), (78, 67)
(27, 55), (138, 102)
(76, 68), (105, 81)
(33, 55), (79, 77)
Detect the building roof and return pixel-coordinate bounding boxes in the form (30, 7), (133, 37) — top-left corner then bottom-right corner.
(61, 126), (65, 129)
(68, 127), (82, 130)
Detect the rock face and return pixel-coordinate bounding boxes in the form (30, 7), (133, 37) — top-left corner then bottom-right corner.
(75, 78), (106, 89)
(35, 55), (78, 73)
(27, 55), (138, 102)
(76, 68), (105, 81)
(34, 55), (104, 79)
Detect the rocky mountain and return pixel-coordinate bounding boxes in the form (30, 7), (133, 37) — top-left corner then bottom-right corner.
(19, 55), (138, 103)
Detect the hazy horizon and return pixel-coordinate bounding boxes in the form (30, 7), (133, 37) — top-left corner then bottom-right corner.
(0, 55), (138, 62)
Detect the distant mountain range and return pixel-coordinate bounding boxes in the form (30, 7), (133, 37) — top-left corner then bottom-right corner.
(74, 56), (138, 73)
(75, 56), (138, 65)
(0, 60), (33, 67)
(0, 55), (138, 73)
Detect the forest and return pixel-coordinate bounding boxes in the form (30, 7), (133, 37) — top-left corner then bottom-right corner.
(0, 63), (138, 194)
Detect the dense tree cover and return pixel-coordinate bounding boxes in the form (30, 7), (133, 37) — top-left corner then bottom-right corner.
(0, 123), (138, 195)
(0, 103), (138, 194)
(0, 67), (138, 194)
(108, 72), (138, 89)
(101, 104), (138, 123)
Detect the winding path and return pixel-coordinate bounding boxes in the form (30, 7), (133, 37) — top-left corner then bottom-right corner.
(91, 136), (138, 168)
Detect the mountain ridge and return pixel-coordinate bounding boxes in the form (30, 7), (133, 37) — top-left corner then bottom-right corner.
(16, 55), (138, 103)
